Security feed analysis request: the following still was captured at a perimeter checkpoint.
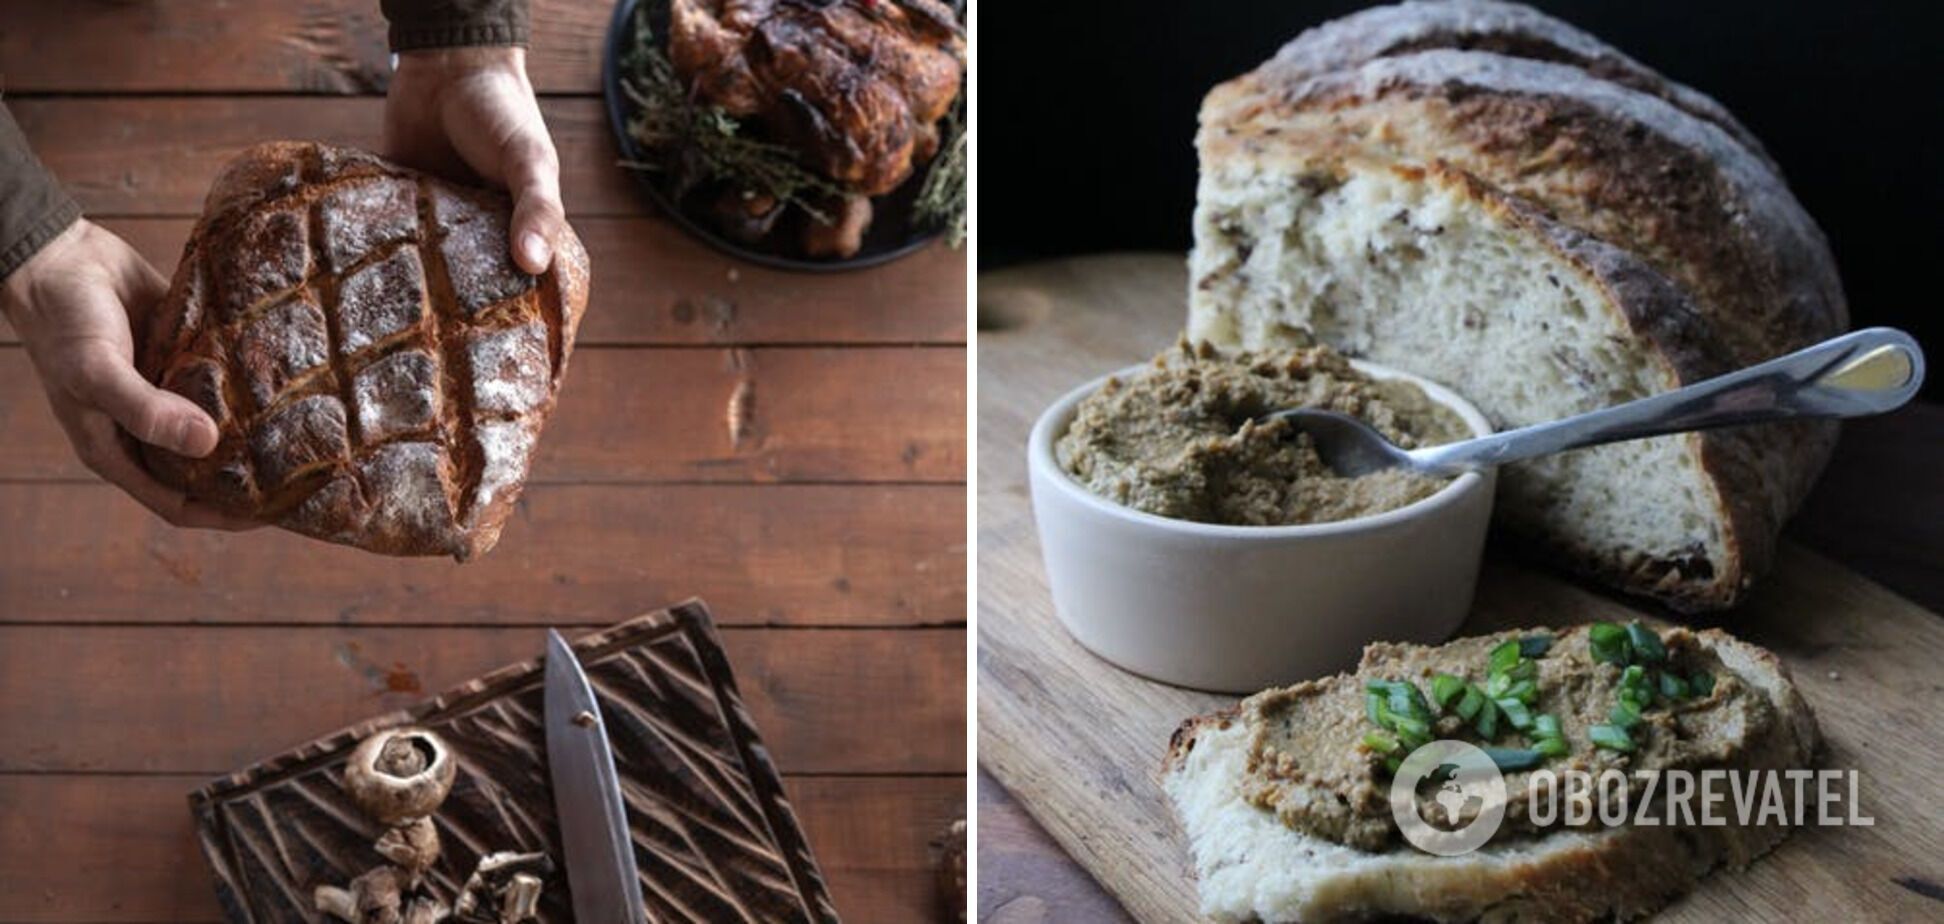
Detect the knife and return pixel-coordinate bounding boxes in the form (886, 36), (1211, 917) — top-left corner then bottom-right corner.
(545, 629), (649, 924)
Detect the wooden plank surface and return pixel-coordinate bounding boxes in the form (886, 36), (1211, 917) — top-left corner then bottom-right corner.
(975, 254), (1944, 923)
(12, 97), (638, 216)
(0, 0), (610, 95)
(0, 217), (966, 347)
(0, 624), (962, 775)
(0, 483), (963, 627)
(0, 773), (962, 924)
(0, 346), (966, 483)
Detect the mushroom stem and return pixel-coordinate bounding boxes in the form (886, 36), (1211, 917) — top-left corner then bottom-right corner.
(501, 873), (542, 922)
(315, 885), (359, 923)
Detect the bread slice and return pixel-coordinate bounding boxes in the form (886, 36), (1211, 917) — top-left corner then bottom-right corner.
(1186, 3), (1845, 609)
(1161, 629), (1819, 923)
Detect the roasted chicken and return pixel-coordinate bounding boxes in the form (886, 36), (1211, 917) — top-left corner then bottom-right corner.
(670, 0), (966, 197)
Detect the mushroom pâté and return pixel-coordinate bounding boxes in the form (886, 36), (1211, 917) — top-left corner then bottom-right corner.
(345, 727), (458, 826)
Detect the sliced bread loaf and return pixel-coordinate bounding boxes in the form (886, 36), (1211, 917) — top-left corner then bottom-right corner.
(1161, 628), (1820, 923)
(1186, 2), (1846, 609)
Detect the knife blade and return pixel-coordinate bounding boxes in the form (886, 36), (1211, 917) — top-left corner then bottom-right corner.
(545, 629), (649, 924)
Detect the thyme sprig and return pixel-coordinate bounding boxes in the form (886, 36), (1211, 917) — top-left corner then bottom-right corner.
(617, 4), (838, 221)
(914, 89), (967, 248)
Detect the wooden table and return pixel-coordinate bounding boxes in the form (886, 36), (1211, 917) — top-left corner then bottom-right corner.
(0, 5), (965, 921)
(975, 254), (1944, 923)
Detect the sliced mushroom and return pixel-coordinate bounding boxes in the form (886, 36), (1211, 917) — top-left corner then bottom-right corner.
(315, 865), (415, 924)
(501, 873), (543, 922)
(402, 895), (450, 924)
(345, 728), (457, 825)
(453, 851), (553, 924)
(375, 817), (442, 876)
(315, 884), (360, 923)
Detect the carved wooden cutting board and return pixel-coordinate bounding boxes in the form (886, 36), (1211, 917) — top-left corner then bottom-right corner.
(977, 254), (1944, 922)
(191, 599), (840, 923)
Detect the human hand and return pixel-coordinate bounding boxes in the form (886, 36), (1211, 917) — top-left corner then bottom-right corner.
(384, 46), (565, 275)
(2, 220), (256, 529)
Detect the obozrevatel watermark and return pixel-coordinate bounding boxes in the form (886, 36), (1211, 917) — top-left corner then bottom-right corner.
(1391, 739), (1872, 856)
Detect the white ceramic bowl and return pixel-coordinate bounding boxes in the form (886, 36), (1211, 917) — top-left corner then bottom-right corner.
(1028, 360), (1498, 693)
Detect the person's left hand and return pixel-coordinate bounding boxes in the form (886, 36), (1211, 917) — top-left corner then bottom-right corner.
(384, 45), (565, 275)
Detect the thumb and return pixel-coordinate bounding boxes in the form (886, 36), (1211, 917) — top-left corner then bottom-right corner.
(72, 346), (220, 458)
(502, 132), (566, 275)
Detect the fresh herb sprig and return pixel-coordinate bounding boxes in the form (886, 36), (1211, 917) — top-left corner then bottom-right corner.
(617, 4), (839, 221)
(913, 88), (966, 247)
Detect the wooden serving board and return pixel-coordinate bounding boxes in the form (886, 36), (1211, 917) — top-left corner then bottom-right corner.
(192, 599), (840, 923)
(976, 254), (1944, 922)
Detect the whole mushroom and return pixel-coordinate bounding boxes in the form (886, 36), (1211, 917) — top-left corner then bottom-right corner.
(345, 728), (457, 826)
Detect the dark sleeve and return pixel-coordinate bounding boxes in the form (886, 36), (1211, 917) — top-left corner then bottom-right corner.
(0, 103), (81, 282)
(381, 0), (530, 51)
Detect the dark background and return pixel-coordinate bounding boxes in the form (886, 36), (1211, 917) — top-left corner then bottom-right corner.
(980, 1), (1944, 396)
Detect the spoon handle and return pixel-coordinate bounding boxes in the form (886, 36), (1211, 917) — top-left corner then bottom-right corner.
(1410, 327), (1926, 474)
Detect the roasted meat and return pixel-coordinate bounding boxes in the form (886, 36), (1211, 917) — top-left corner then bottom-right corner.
(670, 0), (965, 196)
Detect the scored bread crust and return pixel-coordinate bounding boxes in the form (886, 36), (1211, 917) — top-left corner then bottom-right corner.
(1190, 5), (1845, 609)
(137, 142), (590, 560)
(1251, 0), (1779, 173)
(1161, 629), (1820, 923)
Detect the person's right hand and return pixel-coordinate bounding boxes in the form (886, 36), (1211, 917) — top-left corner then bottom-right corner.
(2, 219), (257, 529)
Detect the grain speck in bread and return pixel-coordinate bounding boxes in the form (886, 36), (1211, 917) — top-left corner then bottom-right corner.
(138, 142), (590, 560)
(1186, 1), (1846, 610)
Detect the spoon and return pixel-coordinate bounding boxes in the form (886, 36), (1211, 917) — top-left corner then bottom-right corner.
(1262, 327), (1926, 478)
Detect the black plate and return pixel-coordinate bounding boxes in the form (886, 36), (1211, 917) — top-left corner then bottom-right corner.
(601, 0), (946, 272)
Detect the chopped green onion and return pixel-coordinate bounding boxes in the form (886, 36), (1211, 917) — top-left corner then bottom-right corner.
(1496, 698), (1534, 730)
(1388, 682), (1431, 723)
(1502, 659), (1539, 683)
(1519, 634), (1554, 658)
(1365, 692), (1386, 726)
(1534, 736), (1570, 758)
(1384, 755), (1403, 775)
(1455, 685), (1486, 722)
(1503, 678), (1540, 704)
(1589, 724), (1636, 752)
(1533, 713), (1563, 740)
(1486, 672), (1511, 697)
(1489, 640), (1523, 674)
(1475, 696), (1499, 739)
(1659, 671), (1690, 700)
(1390, 714), (1431, 739)
(1622, 664), (1647, 687)
(1626, 622), (1667, 663)
(1483, 747), (1545, 772)
(1609, 700), (1642, 729)
(1430, 673), (1467, 709)
(1362, 730), (1401, 753)
(1589, 622), (1630, 665)
(1690, 671), (1715, 697)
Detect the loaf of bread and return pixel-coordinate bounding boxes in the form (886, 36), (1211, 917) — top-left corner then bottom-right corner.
(1186, 0), (1846, 610)
(138, 142), (590, 560)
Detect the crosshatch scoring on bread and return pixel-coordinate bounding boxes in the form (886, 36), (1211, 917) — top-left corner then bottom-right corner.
(136, 141), (591, 561)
